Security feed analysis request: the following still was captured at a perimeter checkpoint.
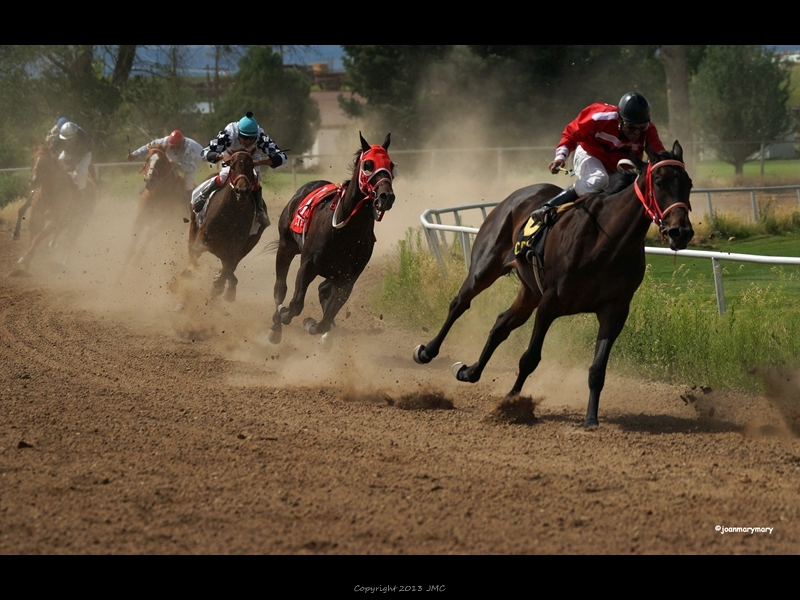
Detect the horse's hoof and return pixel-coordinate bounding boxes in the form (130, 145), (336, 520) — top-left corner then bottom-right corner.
(582, 419), (599, 431)
(11, 231), (19, 241)
(267, 328), (281, 345)
(224, 289), (236, 302)
(303, 317), (317, 334)
(451, 362), (468, 381)
(320, 331), (332, 350)
(413, 344), (430, 364)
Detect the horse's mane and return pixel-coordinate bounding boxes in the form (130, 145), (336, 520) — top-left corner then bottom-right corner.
(603, 167), (639, 195)
(347, 147), (362, 175)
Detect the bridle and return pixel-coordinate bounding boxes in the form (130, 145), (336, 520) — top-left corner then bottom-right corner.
(225, 151), (256, 195)
(634, 159), (691, 236)
(332, 146), (396, 229)
(141, 149), (175, 188)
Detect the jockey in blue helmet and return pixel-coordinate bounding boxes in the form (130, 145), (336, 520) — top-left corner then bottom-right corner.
(195, 111), (287, 228)
(46, 117), (70, 150)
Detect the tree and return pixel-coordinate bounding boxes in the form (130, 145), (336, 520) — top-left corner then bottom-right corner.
(214, 46), (320, 155)
(340, 45), (450, 146)
(691, 45), (791, 174)
(340, 45), (670, 155)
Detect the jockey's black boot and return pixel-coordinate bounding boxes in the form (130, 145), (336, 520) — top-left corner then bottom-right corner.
(530, 185), (579, 226)
(193, 178), (221, 213)
(254, 187), (271, 227)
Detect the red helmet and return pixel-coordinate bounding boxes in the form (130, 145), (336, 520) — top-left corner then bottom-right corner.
(167, 130), (184, 147)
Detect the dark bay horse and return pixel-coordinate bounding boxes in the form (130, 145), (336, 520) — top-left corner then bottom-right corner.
(413, 141), (694, 428)
(267, 132), (396, 345)
(125, 147), (186, 261)
(15, 145), (93, 270)
(187, 151), (266, 301)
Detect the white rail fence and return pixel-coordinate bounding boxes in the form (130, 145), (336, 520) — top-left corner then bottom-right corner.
(420, 197), (800, 316)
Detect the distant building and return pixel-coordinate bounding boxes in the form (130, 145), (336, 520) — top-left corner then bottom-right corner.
(301, 90), (364, 168)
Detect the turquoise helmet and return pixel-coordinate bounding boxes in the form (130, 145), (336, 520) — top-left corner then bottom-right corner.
(237, 112), (258, 137)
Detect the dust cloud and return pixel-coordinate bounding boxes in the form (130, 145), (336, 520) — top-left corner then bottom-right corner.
(3, 67), (588, 406)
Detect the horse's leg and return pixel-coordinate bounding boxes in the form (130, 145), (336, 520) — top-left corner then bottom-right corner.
(503, 290), (560, 395)
(187, 213), (202, 269)
(452, 282), (539, 383)
(18, 216), (60, 268)
(268, 240), (299, 344)
(414, 248), (513, 364)
(223, 266), (239, 302)
(317, 279), (335, 325)
(304, 278), (354, 335)
(583, 303), (630, 429)
(282, 257), (317, 325)
(12, 193), (33, 240)
(211, 262), (230, 298)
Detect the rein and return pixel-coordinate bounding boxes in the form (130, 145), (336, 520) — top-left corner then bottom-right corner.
(634, 159), (691, 236)
(140, 151), (176, 187)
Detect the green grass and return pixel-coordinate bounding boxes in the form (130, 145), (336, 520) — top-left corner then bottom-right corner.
(694, 158), (800, 184)
(647, 233), (800, 310)
(0, 172), (29, 210)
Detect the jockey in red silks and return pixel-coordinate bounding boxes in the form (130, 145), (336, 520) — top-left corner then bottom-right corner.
(194, 111), (287, 227)
(128, 130), (205, 204)
(518, 92), (666, 261)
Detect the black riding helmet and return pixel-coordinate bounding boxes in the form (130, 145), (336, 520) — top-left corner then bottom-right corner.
(618, 92), (650, 125)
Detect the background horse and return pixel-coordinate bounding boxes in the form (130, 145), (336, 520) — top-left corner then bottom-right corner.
(267, 132), (395, 345)
(125, 147), (186, 262)
(413, 141), (694, 428)
(15, 145), (94, 270)
(186, 151), (265, 301)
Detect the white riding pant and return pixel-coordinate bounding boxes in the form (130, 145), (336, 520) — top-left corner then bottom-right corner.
(178, 164), (197, 191)
(573, 145), (609, 196)
(59, 151), (92, 190)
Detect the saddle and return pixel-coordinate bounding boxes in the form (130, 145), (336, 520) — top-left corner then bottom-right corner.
(512, 214), (550, 293)
(510, 200), (582, 294)
(290, 182), (345, 235)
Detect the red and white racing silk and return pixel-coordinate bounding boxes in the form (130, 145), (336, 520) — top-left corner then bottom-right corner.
(555, 102), (666, 174)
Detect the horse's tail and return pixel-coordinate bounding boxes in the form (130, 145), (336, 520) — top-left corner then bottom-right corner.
(260, 239), (280, 256)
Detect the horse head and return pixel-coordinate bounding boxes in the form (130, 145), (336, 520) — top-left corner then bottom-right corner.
(637, 140), (694, 251)
(141, 148), (174, 191)
(357, 132), (396, 216)
(226, 151), (257, 202)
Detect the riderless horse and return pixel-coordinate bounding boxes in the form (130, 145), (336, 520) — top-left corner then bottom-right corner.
(267, 132), (396, 345)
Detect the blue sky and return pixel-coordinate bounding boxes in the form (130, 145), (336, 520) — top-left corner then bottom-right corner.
(157, 46), (346, 75)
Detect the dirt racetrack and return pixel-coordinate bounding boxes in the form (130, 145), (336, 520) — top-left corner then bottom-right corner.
(1, 175), (800, 558)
